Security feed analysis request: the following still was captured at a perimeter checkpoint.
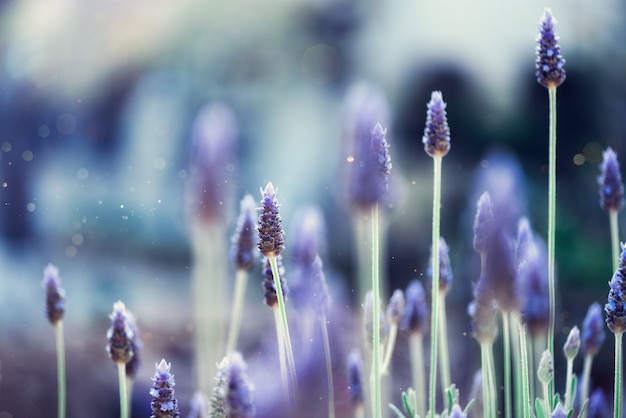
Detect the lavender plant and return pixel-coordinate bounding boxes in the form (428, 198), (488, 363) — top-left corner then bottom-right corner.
(209, 352), (255, 418)
(42, 263), (66, 418)
(598, 147), (625, 272)
(107, 301), (135, 418)
(535, 9), (566, 394)
(150, 359), (181, 418)
(422, 90), (451, 415)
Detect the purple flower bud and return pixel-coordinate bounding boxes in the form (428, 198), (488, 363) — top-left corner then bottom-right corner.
(188, 103), (237, 223)
(399, 280), (429, 334)
(347, 349), (363, 406)
(551, 403), (567, 418)
(291, 206), (327, 269)
(563, 326), (580, 360)
(588, 388), (610, 418)
(518, 240), (550, 336)
(605, 246), (626, 334)
(261, 255), (288, 308)
(535, 8), (566, 88)
(582, 302), (606, 357)
(150, 359), (180, 418)
(211, 352), (255, 418)
(598, 147), (625, 213)
(537, 349), (554, 384)
(351, 122), (392, 208)
(309, 255), (331, 318)
(429, 236), (453, 291)
(257, 182), (285, 257)
(422, 91), (451, 158)
(473, 192), (494, 255)
(106, 301), (134, 364)
(484, 230), (519, 312)
(386, 289), (405, 325)
(231, 194), (259, 272)
(42, 263), (65, 325)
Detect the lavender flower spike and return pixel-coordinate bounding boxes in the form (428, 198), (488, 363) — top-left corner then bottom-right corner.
(598, 147), (625, 212)
(231, 194), (259, 271)
(150, 359), (180, 418)
(473, 192), (494, 255)
(210, 352), (255, 418)
(563, 326), (580, 360)
(535, 8), (566, 88)
(106, 301), (134, 364)
(257, 182), (285, 257)
(351, 122), (392, 208)
(42, 263), (65, 325)
(582, 302), (606, 356)
(605, 246), (626, 334)
(422, 91), (451, 158)
(125, 310), (142, 378)
(399, 280), (429, 334)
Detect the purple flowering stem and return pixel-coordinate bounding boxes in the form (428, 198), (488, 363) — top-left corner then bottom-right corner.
(272, 306), (290, 404)
(515, 313), (531, 418)
(428, 155), (442, 414)
(371, 203), (382, 418)
(610, 210), (620, 273)
(269, 254), (298, 400)
(320, 315), (336, 418)
(55, 322), (66, 418)
(547, 84), (557, 401)
(117, 362), (128, 418)
(225, 269), (249, 355)
(614, 333), (623, 418)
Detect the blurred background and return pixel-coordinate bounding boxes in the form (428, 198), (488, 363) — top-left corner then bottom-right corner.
(0, 0), (625, 416)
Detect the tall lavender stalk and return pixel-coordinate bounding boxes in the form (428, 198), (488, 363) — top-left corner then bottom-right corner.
(604, 246), (626, 418)
(150, 359), (180, 418)
(258, 182), (297, 400)
(107, 301), (135, 418)
(598, 147), (625, 272)
(42, 264), (66, 418)
(226, 194), (259, 355)
(535, 9), (566, 397)
(422, 90), (451, 414)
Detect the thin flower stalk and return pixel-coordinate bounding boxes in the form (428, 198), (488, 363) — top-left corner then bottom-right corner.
(613, 333), (623, 418)
(371, 203), (382, 418)
(320, 315), (336, 418)
(431, 237), (453, 392)
(107, 301), (135, 418)
(423, 89), (451, 413)
(514, 312), (532, 418)
(55, 321), (66, 418)
(563, 326), (580, 411)
(536, 8), (566, 399)
(381, 289), (404, 375)
(501, 312), (513, 418)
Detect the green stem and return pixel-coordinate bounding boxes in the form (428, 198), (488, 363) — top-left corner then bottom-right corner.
(580, 354), (594, 418)
(354, 214), (371, 308)
(320, 316), (336, 418)
(117, 362), (128, 418)
(428, 155), (443, 415)
(480, 342), (496, 418)
(225, 269), (249, 355)
(509, 312), (522, 418)
(269, 255), (298, 399)
(409, 333), (426, 418)
(610, 210), (620, 273)
(55, 322), (66, 418)
(516, 314), (531, 418)
(614, 332), (623, 418)
(381, 323), (398, 375)
(371, 203), (382, 418)
(547, 84), (558, 401)
(564, 357), (574, 411)
(438, 291), (451, 393)
(273, 306), (289, 403)
(502, 313), (512, 418)
(542, 379), (551, 418)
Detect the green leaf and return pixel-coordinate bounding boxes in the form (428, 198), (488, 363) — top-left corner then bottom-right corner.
(390, 403), (409, 418)
(402, 391), (414, 417)
(463, 399), (475, 416)
(535, 398), (545, 418)
(569, 375), (578, 401)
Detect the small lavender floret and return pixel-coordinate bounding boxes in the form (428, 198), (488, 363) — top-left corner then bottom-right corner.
(399, 280), (429, 334)
(150, 359), (180, 418)
(551, 403), (567, 418)
(261, 255), (288, 308)
(605, 246), (626, 334)
(582, 302), (606, 356)
(125, 310), (143, 378)
(257, 182), (285, 257)
(210, 352), (255, 418)
(106, 301), (134, 364)
(386, 289), (405, 325)
(535, 8), (566, 88)
(352, 122), (392, 207)
(537, 349), (554, 384)
(563, 326), (580, 360)
(598, 147), (625, 213)
(473, 192), (494, 255)
(347, 349), (363, 406)
(422, 91), (451, 158)
(429, 236), (453, 291)
(42, 263), (65, 325)
(231, 194), (259, 272)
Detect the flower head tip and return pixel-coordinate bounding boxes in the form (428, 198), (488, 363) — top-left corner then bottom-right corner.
(422, 91), (451, 158)
(257, 182), (285, 257)
(42, 263), (65, 325)
(535, 8), (566, 88)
